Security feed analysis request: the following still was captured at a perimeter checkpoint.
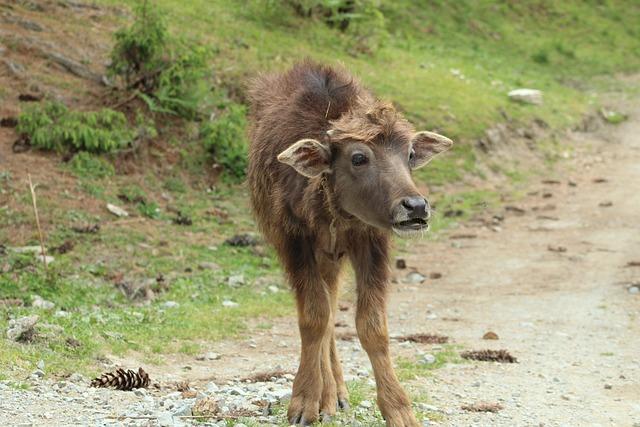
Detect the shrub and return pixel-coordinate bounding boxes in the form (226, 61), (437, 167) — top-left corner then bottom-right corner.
(17, 101), (135, 153)
(109, 1), (211, 119)
(201, 104), (248, 180)
(140, 44), (211, 119)
(109, 0), (168, 86)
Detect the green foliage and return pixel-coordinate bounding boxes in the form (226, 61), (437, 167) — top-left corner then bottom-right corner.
(109, 0), (168, 85)
(145, 44), (211, 119)
(109, 1), (211, 119)
(163, 176), (187, 193)
(201, 104), (249, 180)
(118, 184), (147, 203)
(137, 201), (160, 219)
(68, 152), (116, 179)
(17, 101), (134, 153)
(532, 49), (550, 65)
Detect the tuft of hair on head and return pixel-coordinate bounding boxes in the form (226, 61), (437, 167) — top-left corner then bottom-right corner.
(329, 100), (410, 144)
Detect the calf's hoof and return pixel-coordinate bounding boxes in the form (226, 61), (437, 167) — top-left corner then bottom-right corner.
(338, 397), (350, 411)
(287, 395), (320, 426)
(383, 405), (420, 427)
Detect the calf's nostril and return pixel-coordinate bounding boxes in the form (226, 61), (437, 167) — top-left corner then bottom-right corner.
(401, 196), (428, 218)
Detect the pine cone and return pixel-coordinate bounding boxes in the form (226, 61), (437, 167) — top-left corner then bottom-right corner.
(91, 367), (150, 390)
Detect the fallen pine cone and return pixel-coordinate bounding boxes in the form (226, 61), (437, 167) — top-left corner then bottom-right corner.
(394, 333), (449, 344)
(91, 367), (149, 390)
(461, 401), (503, 412)
(460, 349), (517, 363)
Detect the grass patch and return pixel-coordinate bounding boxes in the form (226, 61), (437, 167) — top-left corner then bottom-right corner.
(396, 346), (463, 381)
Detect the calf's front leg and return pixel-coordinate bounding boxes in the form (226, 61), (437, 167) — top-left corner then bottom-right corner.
(350, 234), (419, 427)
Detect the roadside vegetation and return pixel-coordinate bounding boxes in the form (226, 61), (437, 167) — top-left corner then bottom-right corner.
(1, 0), (639, 381)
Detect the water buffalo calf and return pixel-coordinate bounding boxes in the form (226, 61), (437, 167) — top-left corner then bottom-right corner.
(247, 60), (452, 426)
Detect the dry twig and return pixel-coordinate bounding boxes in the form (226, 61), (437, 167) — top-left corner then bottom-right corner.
(28, 174), (47, 271)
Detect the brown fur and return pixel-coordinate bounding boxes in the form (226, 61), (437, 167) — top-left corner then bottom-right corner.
(247, 60), (427, 426)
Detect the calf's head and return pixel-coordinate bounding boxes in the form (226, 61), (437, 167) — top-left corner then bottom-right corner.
(277, 103), (452, 236)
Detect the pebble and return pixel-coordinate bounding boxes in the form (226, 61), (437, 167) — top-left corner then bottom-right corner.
(222, 300), (239, 308)
(628, 285), (639, 294)
(162, 301), (179, 309)
(228, 274), (245, 287)
(420, 354), (437, 365)
(32, 295), (55, 310)
(359, 400), (373, 409)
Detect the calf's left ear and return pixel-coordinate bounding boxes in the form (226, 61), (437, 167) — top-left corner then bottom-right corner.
(277, 138), (332, 178)
(410, 131), (454, 169)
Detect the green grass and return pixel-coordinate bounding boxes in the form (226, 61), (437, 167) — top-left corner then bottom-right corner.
(396, 346), (464, 381)
(97, 0), (639, 141)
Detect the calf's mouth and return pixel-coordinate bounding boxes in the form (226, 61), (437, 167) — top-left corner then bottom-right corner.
(392, 217), (429, 235)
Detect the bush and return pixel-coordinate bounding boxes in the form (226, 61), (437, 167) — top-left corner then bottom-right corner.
(201, 104), (248, 180)
(109, 0), (168, 86)
(109, 1), (211, 119)
(17, 101), (135, 153)
(140, 44), (211, 119)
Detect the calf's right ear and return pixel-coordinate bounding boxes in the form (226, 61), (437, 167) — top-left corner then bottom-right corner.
(277, 138), (332, 178)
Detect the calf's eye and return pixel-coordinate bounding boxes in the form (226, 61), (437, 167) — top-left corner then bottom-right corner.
(409, 148), (416, 162)
(351, 153), (368, 166)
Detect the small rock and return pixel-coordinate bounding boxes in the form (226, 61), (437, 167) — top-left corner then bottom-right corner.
(404, 271), (426, 284)
(68, 373), (86, 383)
(32, 295), (55, 309)
(267, 285), (279, 293)
(31, 369), (45, 379)
(628, 285), (640, 294)
(205, 382), (219, 393)
(359, 400), (373, 409)
(162, 301), (179, 309)
(156, 412), (173, 427)
(604, 384), (612, 390)
(106, 203), (129, 217)
(37, 360), (45, 370)
(508, 88), (543, 105)
(222, 300), (239, 308)
(172, 403), (192, 417)
(193, 397), (219, 416)
(227, 274), (245, 287)
(6, 315), (39, 341)
(35, 254), (55, 265)
(224, 234), (258, 247)
(198, 262), (220, 271)
(196, 352), (220, 361)
(420, 354), (436, 365)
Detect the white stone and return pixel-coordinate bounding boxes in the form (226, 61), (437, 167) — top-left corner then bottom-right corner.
(106, 203), (129, 217)
(6, 315), (39, 341)
(32, 295), (54, 310)
(359, 400), (373, 409)
(227, 275), (245, 287)
(508, 88), (543, 105)
(222, 300), (239, 308)
(162, 301), (179, 309)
